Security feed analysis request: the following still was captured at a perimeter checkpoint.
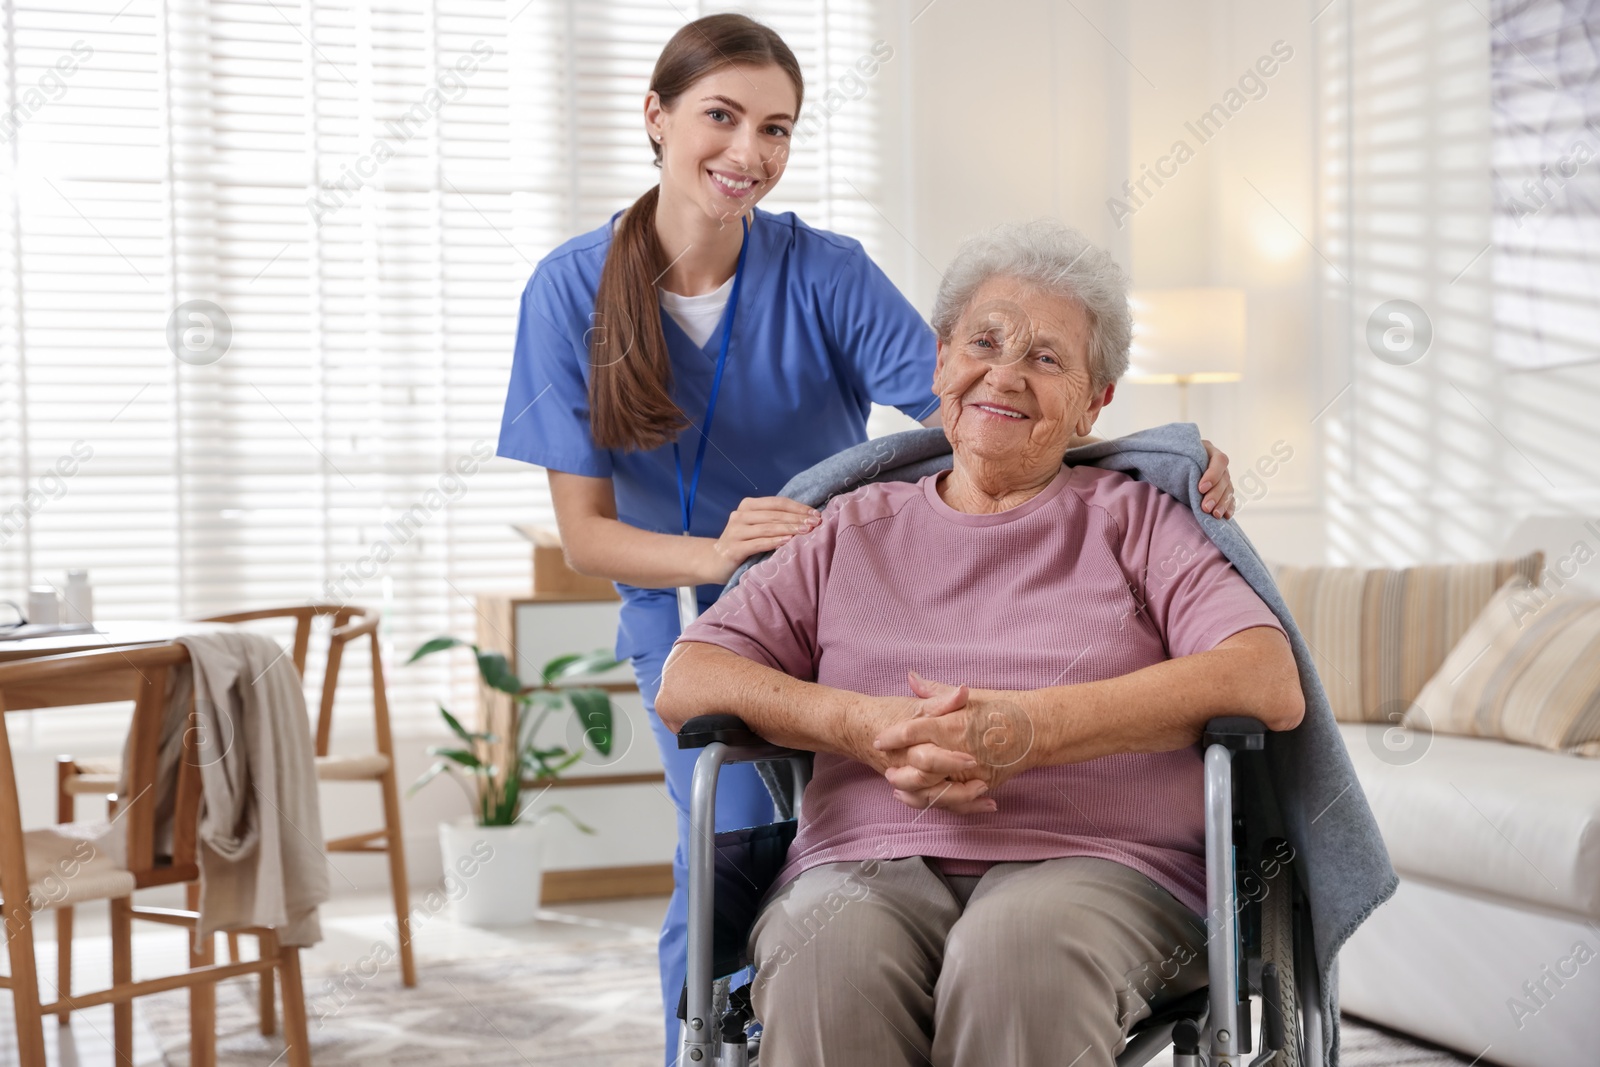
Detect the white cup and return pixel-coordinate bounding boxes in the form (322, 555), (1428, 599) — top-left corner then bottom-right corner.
(27, 586), (60, 626)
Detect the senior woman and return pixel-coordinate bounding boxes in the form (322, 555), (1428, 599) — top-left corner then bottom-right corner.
(654, 219), (1304, 1065)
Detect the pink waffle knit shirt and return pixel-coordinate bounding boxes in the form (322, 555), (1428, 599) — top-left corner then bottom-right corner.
(676, 462), (1283, 916)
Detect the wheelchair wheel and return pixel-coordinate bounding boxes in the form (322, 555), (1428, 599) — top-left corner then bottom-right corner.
(1259, 850), (1302, 1067)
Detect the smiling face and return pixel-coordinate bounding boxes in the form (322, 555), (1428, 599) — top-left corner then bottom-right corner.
(645, 63), (797, 227)
(934, 276), (1115, 487)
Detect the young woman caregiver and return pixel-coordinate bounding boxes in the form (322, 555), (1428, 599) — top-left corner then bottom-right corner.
(495, 13), (1238, 1059)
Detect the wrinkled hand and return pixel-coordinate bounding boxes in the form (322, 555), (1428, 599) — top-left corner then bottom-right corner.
(709, 496), (820, 582)
(871, 670), (1037, 814)
(1199, 440), (1236, 519)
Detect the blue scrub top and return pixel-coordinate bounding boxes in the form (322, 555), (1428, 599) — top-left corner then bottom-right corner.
(497, 206), (939, 661)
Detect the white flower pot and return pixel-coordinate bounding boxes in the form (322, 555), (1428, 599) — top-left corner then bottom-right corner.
(437, 816), (545, 927)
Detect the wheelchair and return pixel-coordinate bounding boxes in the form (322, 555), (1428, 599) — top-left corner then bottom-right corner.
(674, 713), (1326, 1067)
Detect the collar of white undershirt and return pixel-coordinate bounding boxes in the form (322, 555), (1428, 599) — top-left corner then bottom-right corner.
(657, 272), (734, 310)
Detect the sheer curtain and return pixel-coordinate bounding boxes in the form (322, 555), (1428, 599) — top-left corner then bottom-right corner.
(0, 0), (901, 741)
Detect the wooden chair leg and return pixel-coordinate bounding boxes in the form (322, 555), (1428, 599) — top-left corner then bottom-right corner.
(379, 770), (417, 987)
(110, 895), (134, 1067)
(4, 900), (47, 1067)
(55, 756), (76, 1023)
(226, 930), (239, 963)
(278, 943), (312, 1067)
(257, 927), (279, 1035)
(56, 901), (74, 1024)
(186, 882), (216, 1067)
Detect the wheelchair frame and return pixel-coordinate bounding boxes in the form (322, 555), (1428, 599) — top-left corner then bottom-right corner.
(676, 713), (1324, 1067)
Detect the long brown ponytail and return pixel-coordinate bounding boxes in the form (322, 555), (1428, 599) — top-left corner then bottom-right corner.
(588, 14), (803, 452)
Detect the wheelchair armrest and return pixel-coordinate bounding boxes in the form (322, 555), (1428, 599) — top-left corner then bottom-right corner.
(676, 713), (807, 762)
(1203, 715), (1265, 752)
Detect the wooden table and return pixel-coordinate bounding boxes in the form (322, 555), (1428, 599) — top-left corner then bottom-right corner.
(0, 621), (209, 709)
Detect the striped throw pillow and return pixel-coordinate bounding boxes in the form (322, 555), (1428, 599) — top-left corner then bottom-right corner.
(1405, 576), (1600, 755)
(1272, 553), (1544, 723)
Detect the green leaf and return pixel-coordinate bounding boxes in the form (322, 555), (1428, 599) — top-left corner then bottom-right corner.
(437, 703), (483, 745)
(475, 649), (525, 695)
(547, 649), (620, 682)
(405, 760), (453, 797)
(408, 635), (468, 665)
(494, 766), (523, 825)
(523, 750), (556, 779)
(568, 689), (614, 756)
(548, 750), (585, 774)
(522, 747), (583, 779)
(424, 746), (482, 769)
(522, 803), (597, 835)
(473, 771), (518, 831)
(539, 653), (583, 686)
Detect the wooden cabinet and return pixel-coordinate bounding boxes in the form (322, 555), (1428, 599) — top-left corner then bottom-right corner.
(475, 592), (676, 902)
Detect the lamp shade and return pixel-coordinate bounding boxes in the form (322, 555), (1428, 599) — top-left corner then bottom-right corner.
(1127, 288), (1246, 383)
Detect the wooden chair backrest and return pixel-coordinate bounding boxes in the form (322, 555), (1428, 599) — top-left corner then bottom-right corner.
(199, 604), (388, 759)
(0, 643), (202, 930)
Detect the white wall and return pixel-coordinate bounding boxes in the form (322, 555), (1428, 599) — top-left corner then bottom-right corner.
(901, 0), (1327, 565)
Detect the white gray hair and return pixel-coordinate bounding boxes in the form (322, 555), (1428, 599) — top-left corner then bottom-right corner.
(930, 219), (1132, 389)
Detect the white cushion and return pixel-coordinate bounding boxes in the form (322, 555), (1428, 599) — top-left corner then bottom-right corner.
(1, 821), (135, 910)
(314, 752), (390, 780)
(62, 756), (122, 795)
(1340, 722), (1600, 919)
(62, 774), (121, 795)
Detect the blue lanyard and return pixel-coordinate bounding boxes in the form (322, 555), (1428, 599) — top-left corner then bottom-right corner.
(673, 214), (751, 535)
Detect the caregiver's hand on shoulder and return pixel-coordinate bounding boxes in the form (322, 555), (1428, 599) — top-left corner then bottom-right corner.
(707, 496), (821, 582)
(1199, 439), (1236, 519)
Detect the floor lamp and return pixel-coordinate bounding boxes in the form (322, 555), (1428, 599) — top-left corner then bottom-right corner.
(1127, 288), (1246, 421)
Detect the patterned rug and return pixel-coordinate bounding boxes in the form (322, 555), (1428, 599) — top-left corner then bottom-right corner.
(1336, 1021), (1483, 1067)
(138, 941), (1479, 1067)
(139, 942), (662, 1066)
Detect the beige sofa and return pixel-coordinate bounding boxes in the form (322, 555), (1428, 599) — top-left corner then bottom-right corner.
(1274, 555), (1600, 1067)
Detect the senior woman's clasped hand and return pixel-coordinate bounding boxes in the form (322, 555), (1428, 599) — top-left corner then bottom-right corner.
(871, 670), (1031, 814)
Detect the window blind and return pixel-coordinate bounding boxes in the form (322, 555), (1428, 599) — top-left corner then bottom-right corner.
(0, 0), (900, 744)
(1314, 0), (1593, 566)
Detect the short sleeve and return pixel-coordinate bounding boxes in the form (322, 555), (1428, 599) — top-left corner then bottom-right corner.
(674, 507), (841, 680)
(1116, 486), (1284, 659)
(495, 274), (613, 477)
(826, 246), (940, 423)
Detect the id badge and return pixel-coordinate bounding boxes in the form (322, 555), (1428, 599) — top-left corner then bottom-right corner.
(677, 584), (700, 634)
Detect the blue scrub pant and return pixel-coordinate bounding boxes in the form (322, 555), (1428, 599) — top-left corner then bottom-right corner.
(631, 644), (775, 1065)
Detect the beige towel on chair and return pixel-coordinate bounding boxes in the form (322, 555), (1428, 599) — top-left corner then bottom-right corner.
(120, 629), (329, 947)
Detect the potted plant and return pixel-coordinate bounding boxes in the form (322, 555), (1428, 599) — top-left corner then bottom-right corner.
(406, 637), (619, 926)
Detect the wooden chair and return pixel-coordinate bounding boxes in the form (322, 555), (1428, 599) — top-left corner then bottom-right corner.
(0, 643), (312, 1067)
(56, 605), (416, 1038)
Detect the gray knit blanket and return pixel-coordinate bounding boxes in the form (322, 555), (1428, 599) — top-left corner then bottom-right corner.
(724, 423), (1397, 1066)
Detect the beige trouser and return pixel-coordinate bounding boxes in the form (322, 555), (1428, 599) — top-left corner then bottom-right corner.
(747, 855), (1209, 1066)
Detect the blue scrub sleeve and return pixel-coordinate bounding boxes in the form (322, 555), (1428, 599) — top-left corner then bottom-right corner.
(496, 276), (614, 477)
(828, 246), (941, 423)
